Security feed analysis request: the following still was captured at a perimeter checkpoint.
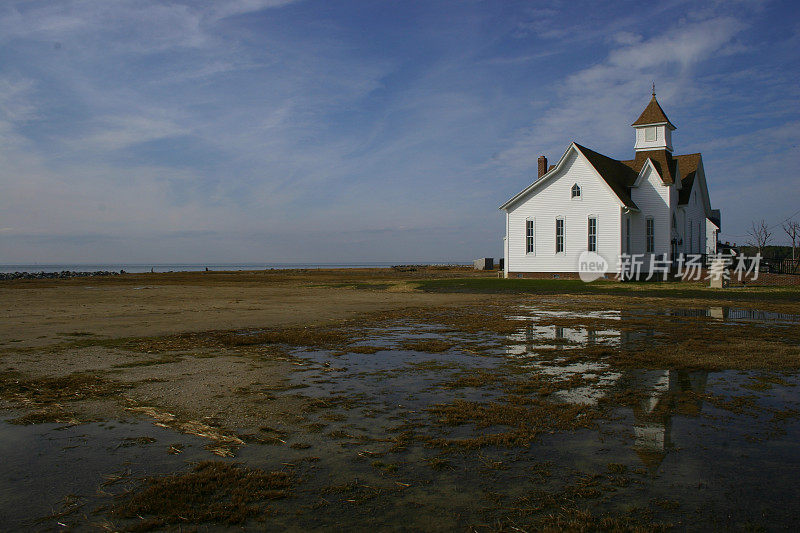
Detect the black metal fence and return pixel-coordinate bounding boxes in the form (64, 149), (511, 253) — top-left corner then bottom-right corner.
(760, 257), (800, 275)
(668, 253), (800, 275)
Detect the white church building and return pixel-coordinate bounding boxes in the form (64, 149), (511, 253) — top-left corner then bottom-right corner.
(500, 90), (720, 278)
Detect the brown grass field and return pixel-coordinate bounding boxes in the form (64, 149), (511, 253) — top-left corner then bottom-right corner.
(1, 268), (799, 530)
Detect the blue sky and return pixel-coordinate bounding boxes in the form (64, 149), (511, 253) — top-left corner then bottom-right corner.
(0, 0), (798, 263)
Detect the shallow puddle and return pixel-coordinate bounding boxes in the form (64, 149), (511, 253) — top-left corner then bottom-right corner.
(2, 303), (800, 530)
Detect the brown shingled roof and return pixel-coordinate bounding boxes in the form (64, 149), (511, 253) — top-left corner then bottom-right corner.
(621, 150), (678, 185)
(674, 153), (701, 205)
(573, 143), (639, 210)
(632, 95), (676, 129)
(575, 144), (703, 209)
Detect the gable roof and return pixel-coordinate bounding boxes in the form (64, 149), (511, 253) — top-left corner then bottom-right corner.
(621, 150), (678, 185)
(499, 143), (639, 211)
(632, 95), (676, 129)
(573, 143), (639, 210)
(499, 143), (705, 214)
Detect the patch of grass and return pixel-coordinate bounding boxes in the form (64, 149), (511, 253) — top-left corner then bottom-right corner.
(400, 339), (454, 353)
(406, 360), (462, 372)
(652, 498), (681, 510)
(427, 396), (599, 448)
(609, 337), (800, 371)
(607, 463), (627, 474)
(112, 354), (183, 368)
(427, 457), (454, 471)
(319, 479), (398, 504)
(310, 282), (393, 291)
(0, 371), (129, 405)
(492, 465), (669, 531)
(215, 328), (354, 349)
(8, 406), (78, 425)
(302, 394), (361, 412)
(239, 432), (285, 445)
(259, 425), (288, 435)
(118, 436), (157, 447)
(416, 277), (800, 303)
(370, 461), (398, 474)
(167, 444), (184, 455)
(111, 461), (292, 529)
(303, 422), (327, 433)
(743, 374), (794, 391)
(442, 369), (505, 389)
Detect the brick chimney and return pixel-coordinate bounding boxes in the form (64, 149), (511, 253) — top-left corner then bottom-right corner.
(537, 155), (548, 178)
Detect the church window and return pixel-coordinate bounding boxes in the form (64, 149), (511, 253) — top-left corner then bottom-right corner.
(556, 218), (565, 253)
(571, 184), (581, 199)
(625, 217), (630, 253)
(698, 222), (701, 252)
(645, 127), (656, 141)
(525, 219), (535, 254)
(646, 217), (655, 253)
(588, 217), (597, 252)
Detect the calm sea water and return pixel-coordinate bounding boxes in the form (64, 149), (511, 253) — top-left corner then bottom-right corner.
(0, 262), (470, 274)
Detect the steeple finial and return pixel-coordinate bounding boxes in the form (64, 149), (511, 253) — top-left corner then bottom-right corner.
(651, 81), (656, 97)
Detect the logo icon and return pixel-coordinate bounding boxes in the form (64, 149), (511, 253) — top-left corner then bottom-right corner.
(577, 251), (609, 282)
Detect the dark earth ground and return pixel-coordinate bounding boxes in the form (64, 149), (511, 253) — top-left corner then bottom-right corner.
(1, 269), (799, 531)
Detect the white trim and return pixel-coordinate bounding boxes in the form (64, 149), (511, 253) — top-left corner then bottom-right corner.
(632, 157), (669, 187)
(625, 215), (631, 253)
(645, 216), (655, 253)
(634, 121), (674, 129)
(504, 212), (509, 278)
(525, 217), (536, 255)
(555, 216), (565, 254)
(587, 215), (598, 252)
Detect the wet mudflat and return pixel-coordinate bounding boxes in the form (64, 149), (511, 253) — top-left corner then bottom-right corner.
(2, 300), (800, 531)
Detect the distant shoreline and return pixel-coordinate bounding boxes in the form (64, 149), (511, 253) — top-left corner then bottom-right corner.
(0, 262), (472, 275)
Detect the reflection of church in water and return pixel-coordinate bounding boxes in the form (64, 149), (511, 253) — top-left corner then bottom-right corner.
(507, 307), (716, 471)
(626, 368), (707, 471)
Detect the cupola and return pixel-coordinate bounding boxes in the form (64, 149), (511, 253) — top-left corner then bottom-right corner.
(632, 84), (676, 152)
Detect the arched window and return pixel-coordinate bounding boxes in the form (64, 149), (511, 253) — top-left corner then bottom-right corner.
(571, 184), (581, 198)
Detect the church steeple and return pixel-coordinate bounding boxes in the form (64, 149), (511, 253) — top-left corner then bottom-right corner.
(632, 86), (676, 152)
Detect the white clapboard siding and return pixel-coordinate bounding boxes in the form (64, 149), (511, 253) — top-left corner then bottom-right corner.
(628, 163), (671, 261)
(681, 176), (707, 255)
(706, 219), (719, 255)
(506, 149), (622, 273)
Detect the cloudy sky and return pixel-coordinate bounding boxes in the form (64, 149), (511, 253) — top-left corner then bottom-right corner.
(0, 0), (798, 264)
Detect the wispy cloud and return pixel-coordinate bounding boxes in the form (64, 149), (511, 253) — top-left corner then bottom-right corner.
(0, 0), (797, 262)
(495, 15), (747, 175)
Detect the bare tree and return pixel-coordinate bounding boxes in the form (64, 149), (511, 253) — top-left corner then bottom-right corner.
(747, 219), (772, 256)
(783, 219), (800, 267)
